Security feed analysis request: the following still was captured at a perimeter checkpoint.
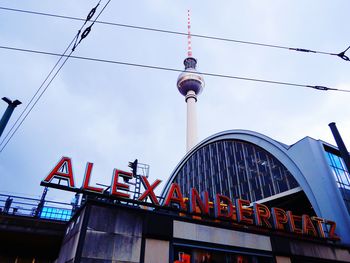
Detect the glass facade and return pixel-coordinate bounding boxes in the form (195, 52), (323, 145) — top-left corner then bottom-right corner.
(40, 206), (72, 221)
(325, 150), (350, 214)
(173, 140), (299, 202)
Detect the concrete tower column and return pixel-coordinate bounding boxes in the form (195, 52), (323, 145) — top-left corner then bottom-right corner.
(185, 90), (198, 151)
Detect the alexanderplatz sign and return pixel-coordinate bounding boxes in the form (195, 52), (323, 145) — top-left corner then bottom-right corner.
(41, 157), (340, 241)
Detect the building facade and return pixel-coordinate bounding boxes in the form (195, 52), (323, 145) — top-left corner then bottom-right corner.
(55, 199), (350, 263)
(1, 129), (350, 262)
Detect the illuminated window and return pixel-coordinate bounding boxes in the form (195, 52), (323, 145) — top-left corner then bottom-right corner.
(40, 206), (72, 221)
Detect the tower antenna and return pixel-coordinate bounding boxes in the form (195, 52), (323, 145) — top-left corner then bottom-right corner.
(187, 10), (192, 57)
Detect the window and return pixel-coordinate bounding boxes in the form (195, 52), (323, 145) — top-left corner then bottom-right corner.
(40, 206), (72, 221)
(173, 140), (299, 202)
(173, 245), (273, 263)
(325, 150), (350, 214)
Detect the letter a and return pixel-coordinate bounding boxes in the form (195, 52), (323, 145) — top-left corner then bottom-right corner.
(42, 156), (75, 187)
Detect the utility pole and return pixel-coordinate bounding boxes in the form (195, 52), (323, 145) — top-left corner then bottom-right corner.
(0, 97), (22, 138)
(329, 122), (350, 173)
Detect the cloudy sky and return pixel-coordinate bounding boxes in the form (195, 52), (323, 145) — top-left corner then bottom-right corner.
(1, 0), (349, 202)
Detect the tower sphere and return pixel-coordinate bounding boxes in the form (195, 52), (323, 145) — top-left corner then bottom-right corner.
(177, 57), (205, 97)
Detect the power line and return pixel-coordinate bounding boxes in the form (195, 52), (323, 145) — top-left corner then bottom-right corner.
(1, 45), (349, 94)
(0, 0), (112, 153)
(1, 6), (349, 61)
(0, 1), (99, 150)
(1, 5), (349, 152)
(0, 40), (76, 152)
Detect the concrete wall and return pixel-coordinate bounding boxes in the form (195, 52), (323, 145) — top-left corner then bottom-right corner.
(55, 201), (350, 263)
(144, 239), (169, 263)
(56, 204), (143, 263)
(271, 235), (350, 262)
(80, 205), (142, 262)
(173, 220), (272, 251)
(56, 208), (86, 263)
(275, 256), (291, 263)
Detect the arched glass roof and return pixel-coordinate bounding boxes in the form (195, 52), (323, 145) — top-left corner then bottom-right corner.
(171, 139), (299, 202)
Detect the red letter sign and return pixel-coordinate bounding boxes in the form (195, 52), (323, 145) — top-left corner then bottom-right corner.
(81, 162), (104, 193)
(287, 211), (302, 234)
(312, 217), (326, 238)
(253, 203), (271, 228)
(236, 199), (253, 225)
(189, 189), (209, 215)
(42, 156), (75, 187)
(325, 220), (340, 240)
(302, 215), (317, 237)
(111, 169), (132, 199)
(164, 183), (186, 210)
(214, 194), (233, 219)
(138, 176), (162, 205)
(271, 207), (288, 230)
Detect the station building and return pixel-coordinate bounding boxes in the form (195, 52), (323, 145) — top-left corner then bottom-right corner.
(1, 11), (350, 263)
(47, 128), (350, 262)
(2, 129), (349, 262)
(162, 129), (350, 244)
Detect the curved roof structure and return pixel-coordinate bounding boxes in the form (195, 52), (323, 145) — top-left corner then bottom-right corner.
(161, 129), (350, 244)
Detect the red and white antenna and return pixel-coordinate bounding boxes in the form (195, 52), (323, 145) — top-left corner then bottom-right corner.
(187, 9), (192, 57)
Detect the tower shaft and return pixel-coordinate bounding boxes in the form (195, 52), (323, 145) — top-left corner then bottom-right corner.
(177, 10), (204, 152)
(186, 90), (197, 151)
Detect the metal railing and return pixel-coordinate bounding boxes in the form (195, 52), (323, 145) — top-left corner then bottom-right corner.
(0, 193), (76, 221)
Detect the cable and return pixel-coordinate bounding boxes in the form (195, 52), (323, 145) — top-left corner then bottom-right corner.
(0, 52), (71, 153)
(1, 45), (349, 94)
(0, 3), (95, 149)
(0, 37), (77, 151)
(0, 190), (40, 198)
(0, 0), (112, 153)
(0, 1), (111, 151)
(1, 6), (349, 61)
(0, 2), (101, 148)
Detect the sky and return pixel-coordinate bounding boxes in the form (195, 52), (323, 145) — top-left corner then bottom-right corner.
(0, 0), (350, 203)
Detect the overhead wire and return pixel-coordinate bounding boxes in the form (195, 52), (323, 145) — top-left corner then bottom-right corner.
(1, 45), (349, 94)
(0, 6), (349, 61)
(0, 19), (85, 151)
(0, 4), (349, 153)
(0, 0), (112, 153)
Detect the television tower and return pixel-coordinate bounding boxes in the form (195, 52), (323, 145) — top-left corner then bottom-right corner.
(177, 10), (205, 152)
